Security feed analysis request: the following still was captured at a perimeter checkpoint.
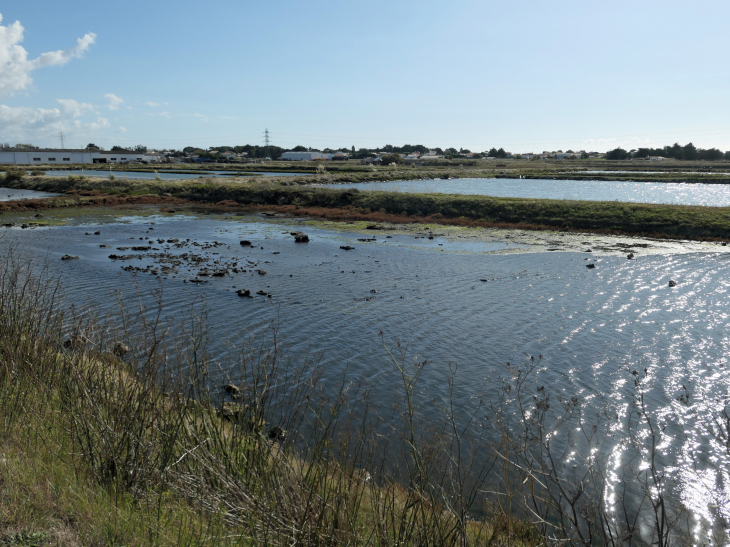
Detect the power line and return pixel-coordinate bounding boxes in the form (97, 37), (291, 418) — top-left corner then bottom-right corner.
(264, 128), (271, 160)
(58, 132), (65, 149)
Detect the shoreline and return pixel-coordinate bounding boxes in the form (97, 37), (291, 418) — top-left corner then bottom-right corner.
(3, 175), (730, 242)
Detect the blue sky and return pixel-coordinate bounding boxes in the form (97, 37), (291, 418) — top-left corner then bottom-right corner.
(1, 0), (729, 152)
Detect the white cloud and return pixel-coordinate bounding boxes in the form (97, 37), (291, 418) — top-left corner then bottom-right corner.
(105, 93), (123, 110)
(145, 101), (159, 107)
(0, 13), (96, 97)
(194, 113), (209, 122)
(0, 99), (107, 142)
(119, 126), (127, 133)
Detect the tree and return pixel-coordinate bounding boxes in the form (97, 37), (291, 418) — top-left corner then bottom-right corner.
(86, 143), (99, 150)
(380, 153), (402, 164)
(133, 145), (148, 153)
(292, 145), (307, 152)
(682, 142), (698, 161)
(111, 145), (127, 151)
(605, 147), (629, 160)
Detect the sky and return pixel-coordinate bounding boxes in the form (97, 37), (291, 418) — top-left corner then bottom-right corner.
(1, 0), (729, 153)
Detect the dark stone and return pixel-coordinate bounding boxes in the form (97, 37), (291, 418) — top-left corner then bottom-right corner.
(61, 255), (79, 260)
(64, 334), (90, 350)
(257, 269), (267, 275)
(268, 426), (286, 441)
(240, 240), (252, 246)
(340, 246), (355, 251)
(223, 383), (240, 396)
(627, 253), (635, 259)
(112, 342), (129, 357)
(586, 263), (596, 269)
(668, 279), (677, 287)
(236, 289), (252, 297)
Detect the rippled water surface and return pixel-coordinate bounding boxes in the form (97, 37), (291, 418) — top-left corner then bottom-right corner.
(2, 212), (728, 536)
(327, 178), (730, 206)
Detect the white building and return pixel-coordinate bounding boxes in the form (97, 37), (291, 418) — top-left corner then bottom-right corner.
(98, 150), (145, 163)
(142, 152), (165, 163)
(0, 148), (146, 165)
(0, 148), (100, 165)
(281, 151), (334, 161)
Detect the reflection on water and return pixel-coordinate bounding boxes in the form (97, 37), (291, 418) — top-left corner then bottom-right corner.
(326, 178), (730, 206)
(2, 212), (728, 538)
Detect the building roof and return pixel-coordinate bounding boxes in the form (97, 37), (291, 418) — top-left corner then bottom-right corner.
(0, 148), (92, 153)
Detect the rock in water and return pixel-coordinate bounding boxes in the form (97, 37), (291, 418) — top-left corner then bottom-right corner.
(291, 231), (309, 242)
(340, 246), (355, 251)
(61, 255), (79, 260)
(64, 334), (90, 350)
(257, 269), (267, 275)
(236, 289), (252, 297)
(240, 240), (252, 246)
(586, 263), (596, 269)
(223, 383), (240, 396)
(668, 279), (677, 287)
(112, 342), (129, 357)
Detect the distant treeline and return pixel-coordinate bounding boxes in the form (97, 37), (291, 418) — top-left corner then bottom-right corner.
(158, 141), (730, 162)
(606, 142), (730, 161)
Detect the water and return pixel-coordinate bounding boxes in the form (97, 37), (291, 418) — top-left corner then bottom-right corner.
(326, 178), (730, 206)
(2, 211), (728, 537)
(44, 169), (310, 181)
(0, 187), (62, 201)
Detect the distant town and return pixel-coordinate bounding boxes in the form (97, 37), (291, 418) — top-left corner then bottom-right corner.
(1, 141), (728, 166)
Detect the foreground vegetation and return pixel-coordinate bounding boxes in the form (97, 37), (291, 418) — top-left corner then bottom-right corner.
(7, 174), (730, 241)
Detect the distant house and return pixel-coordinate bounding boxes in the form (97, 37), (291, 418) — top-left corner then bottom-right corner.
(281, 151), (334, 161)
(142, 152), (165, 163)
(648, 156), (666, 161)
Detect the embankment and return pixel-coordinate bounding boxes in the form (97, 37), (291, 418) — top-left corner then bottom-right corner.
(6, 175), (730, 240)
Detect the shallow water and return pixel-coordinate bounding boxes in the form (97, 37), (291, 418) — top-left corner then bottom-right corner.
(326, 178), (730, 206)
(2, 211), (728, 536)
(45, 169), (310, 181)
(0, 187), (62, 201)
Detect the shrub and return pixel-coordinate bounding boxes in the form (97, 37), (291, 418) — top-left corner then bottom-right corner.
(2, 168), (27, 182)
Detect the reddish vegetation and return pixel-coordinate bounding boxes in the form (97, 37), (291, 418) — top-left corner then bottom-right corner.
(2, 193), (726, 243)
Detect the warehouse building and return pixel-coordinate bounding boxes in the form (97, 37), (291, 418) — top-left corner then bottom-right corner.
(280, 151), (334, 161)
(0, 147), (147, 165)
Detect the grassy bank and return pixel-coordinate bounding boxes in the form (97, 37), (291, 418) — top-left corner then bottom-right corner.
(7, 175), (730, 241)
(0, 253), (542, 546)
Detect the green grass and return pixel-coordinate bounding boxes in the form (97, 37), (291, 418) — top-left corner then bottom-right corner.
(0, 253), (542, 547)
